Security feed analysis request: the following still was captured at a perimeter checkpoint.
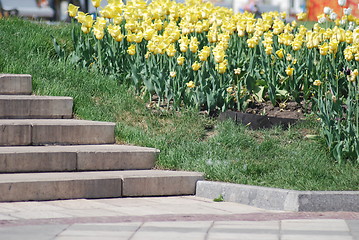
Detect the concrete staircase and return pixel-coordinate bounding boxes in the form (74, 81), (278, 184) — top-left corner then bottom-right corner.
(0, 74), (203, 202)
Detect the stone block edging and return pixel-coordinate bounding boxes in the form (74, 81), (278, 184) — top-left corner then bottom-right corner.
(195, 181), (359, 212)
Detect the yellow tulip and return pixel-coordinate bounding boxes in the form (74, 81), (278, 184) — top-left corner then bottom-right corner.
(107, 24), (121, 38)
(115, 33), (124, 42)
(234, 68), (241, 75)
(170, 71), (177, 78)
(68, 4), (79, 18)
(186, 81), (195, 88)
(93, 26), (104, 40)
(91, 0), (101, 8)
(192, 61), (201, 71)
(216, 62), (227, 74)
(127, 44), (136, 55)
(166, 44), (176, 57)
(82, 15), (94, 28)
(313, 80), (323, 86)
(177, 56), (185, 65)
(285, 66), (294, 76)
(81, 25), (91, 34)
(276, 49), (284, 58)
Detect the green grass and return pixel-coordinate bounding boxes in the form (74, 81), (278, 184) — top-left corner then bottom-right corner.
(1, 17), (358, 191)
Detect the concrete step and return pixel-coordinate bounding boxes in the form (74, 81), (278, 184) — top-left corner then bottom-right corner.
(0, 95), (73, 119)
(0, 170), (204, 201)
(0, 145), (159, 173)
(0, 74), (32, 95)
(0, 119), (116, 146)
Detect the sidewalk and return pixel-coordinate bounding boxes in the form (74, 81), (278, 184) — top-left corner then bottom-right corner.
(0, 196), (358, 239)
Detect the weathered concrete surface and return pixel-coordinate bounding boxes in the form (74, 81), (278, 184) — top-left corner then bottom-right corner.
(120, 170), (204, 197)
(0, 122), (31, 145)
(0, 95), (73, 119)
(0, 145), (159, 173)
(0, 74), (32, 95)
(0, 170), (203, 201)
(196, 181), (359, 212)
(0, 119), (116, 145)
(76, 145), (159, 171)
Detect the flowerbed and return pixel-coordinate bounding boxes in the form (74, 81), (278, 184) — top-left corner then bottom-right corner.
(56, 0), (358, 162)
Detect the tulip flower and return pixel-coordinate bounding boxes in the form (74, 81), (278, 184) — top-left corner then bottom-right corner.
(92, 0), (101, 8)
(177, 56), (185, 65)
(68, 4), (79, 17)
(285, 66), (294, 76)
(338, 0), (346, 7)
(313, 80), (323, 86)
(186, 81), (195, 88)
(170, 71), (177, 78)
(192, 61), (201, 71)
(127, 44), (136, 55)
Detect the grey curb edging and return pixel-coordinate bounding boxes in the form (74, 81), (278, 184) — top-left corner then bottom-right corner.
(195, 181), (359, 212)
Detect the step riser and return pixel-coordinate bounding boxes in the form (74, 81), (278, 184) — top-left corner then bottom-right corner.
(0, 152), (156, 173)
(0, 123), (115, 146)
(0, 98), (73, 119)
(0, 125), (31, 145)
(0, 171), (203, 202)
(122, 176), (201, 197)
(0, 74), (32, 95)
(0, 152), (77, 172)
(0, 179), (122, 202)
(32, 125), (115, 145)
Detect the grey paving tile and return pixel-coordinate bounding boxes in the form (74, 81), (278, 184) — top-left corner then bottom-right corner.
(57, 222), (141, 239)
(131, 221), (212, 240)
(58, 208), (125, 218)
(8, 210), (72, 219)
(208, 221), (279, 240)
(281, 219), (350, 231)
(0, 213), (18, 220)
(0, 224), (69, 240)
(208, 233), (279, 240)
(281, 219), (353, 240)
(347, 220), (359, 240)
(282, 235), (353, 240)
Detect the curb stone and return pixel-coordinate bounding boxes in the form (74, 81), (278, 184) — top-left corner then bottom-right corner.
(196, 181), (359, 212)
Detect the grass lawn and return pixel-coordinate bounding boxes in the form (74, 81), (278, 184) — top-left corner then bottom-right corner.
(0, 17), (358, 191)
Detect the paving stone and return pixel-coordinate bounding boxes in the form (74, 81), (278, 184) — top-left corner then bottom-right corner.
(347, 220), (359, 240)
(0, 74), (32, 95)
(131, 221), (211, 240)
(0, 95), (73, 119)
(0, 224), (69, 240)
(9, 211), (72, 220)
(208, 233), (279, 240)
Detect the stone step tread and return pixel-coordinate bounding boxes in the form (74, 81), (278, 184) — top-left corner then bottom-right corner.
(0, 95), (72, 100)
(0, 170), (204, 201)
(0, 170), (202, 183)
(0, 145), (159, 172)
(0, 95), (73, 119)
(0, 144), (159, 153)
(0, 74), (32, 95)
(0, 119), (115, 125)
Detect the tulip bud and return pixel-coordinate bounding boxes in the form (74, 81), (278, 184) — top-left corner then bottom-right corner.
(338, 0), (346, 7)
(323, 7), (332, 15)
(343, 8), (352, 15)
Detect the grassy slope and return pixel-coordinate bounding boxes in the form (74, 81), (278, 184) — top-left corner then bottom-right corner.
(0, 17), (358, 191)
